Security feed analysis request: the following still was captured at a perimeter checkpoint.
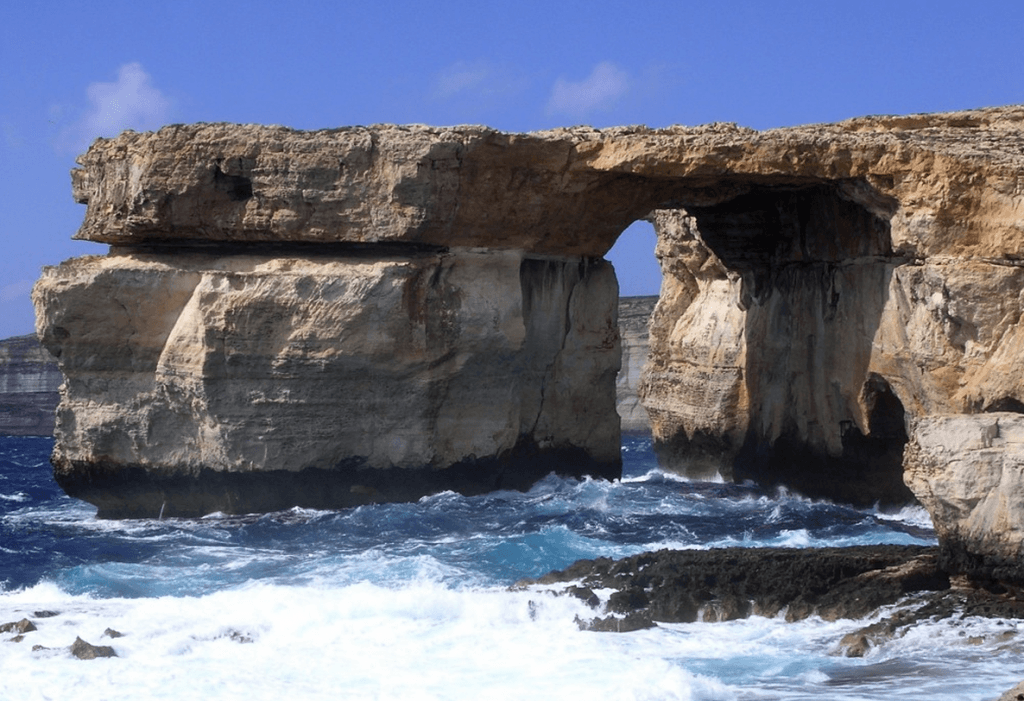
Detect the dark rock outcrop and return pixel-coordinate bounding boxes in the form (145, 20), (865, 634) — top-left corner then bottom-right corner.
(522, 545), (1024, 651)
(525, 546), (950, 625)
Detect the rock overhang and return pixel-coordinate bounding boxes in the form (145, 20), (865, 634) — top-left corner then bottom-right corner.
(69, 107), (1024, 260)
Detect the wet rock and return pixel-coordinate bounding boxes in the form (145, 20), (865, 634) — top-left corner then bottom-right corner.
(102, 628), (124, 638)
(580, 612), (656, 632)
(70, 636), (117, 659)
(528, 545), (949, 628)
(0, 618), (37, 635)
(32, 610), (59, 618)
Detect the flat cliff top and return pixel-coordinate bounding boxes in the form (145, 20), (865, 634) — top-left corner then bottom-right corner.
(70, 106), (1024, 259)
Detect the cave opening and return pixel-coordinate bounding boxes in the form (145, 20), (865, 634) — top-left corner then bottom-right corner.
(635, 179), (914, 506)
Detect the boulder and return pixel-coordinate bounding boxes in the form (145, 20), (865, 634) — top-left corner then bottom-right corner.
(70, 636), (116, 659)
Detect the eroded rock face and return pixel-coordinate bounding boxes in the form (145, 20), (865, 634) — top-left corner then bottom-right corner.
(34, 107), (1024, 574)
(905, 414), (1024, 582)
(36, 250), (620, 517)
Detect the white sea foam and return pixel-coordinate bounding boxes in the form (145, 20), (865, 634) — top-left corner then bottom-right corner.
(4, 577), (1022, 701)
(0, 581), (733, 701)
(872, 503), (936, 530)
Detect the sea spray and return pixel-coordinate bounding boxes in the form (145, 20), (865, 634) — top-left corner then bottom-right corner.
(1, 435), (1021, 700)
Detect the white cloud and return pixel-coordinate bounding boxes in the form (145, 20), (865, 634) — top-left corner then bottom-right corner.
(63, 63), (172, 152)
(546, 62), (631, 120)
(1, 280), (34, 304)
(432, 61), (493, 100)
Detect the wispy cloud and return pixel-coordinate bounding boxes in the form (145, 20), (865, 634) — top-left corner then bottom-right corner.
(429, 61), (530, 123)
(432, 61), (494, 101)
(1, 280), (34, 304)
(546, 62), (631, 120)
(61, 62), (172, 152)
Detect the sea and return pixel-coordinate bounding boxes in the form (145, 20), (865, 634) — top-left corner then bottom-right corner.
(1, 434), (1021, 701)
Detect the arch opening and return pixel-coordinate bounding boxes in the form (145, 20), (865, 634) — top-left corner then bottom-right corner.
(607, 220), (661, 435)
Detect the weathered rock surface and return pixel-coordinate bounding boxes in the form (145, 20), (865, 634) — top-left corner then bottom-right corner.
(33, 106), (1024, 582)
(523, 545), (1024, 658)
(615, 296), (656, 433)
(905, 414), (1024, 582)
(0, 335), (61, 436)
(36, 250), (620, 517)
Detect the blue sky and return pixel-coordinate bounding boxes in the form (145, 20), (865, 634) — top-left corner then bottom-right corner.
(1, 0), (1022, 339)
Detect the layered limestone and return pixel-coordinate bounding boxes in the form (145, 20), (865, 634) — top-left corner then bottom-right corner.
(35, 251), (619, 517)
(0, 335), (61, 436)
(615, 296), (656, 433)
(34, 107), (1024, 580)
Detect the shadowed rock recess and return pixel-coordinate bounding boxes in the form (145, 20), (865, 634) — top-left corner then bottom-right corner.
(32, 107), (1024, 584)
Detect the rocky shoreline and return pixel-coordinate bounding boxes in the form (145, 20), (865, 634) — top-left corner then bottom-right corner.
(12, 542), (1022, 697)
(519, 544), (1024, 660)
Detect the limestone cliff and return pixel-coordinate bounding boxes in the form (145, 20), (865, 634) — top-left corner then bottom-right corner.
(616, 296), (656, 433)
(0, 335), (61, 436)
(904, 414), (1024, 583)
(36, 251), (620, 517)
(34, 107), (1024, 583)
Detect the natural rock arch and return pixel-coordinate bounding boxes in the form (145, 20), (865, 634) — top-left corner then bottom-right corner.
(33, 107), (1024, 582)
